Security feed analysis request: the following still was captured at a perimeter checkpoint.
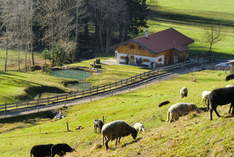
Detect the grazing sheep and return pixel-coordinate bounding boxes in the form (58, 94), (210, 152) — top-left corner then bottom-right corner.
(133, 123), (145, 133)
(225, 74), (234, 81)
(167, 103), (199, 122)
(93, 119), (104, 133)
(30, 144), (53, 157)
(208, 87), (234, 120)
(158, 101), (170, 107)
(51, 143), (74, 157)
(180, 87), (188, 98)
(101, 120), (137, 150)
(201, 91), (211, 107)
(225, 84), (234, 88)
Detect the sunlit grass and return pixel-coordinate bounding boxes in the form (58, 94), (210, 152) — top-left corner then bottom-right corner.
(0, 70), (233, 157)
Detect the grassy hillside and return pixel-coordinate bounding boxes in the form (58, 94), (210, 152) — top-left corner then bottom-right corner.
(0, 57), (147, 104)
(0, 70), (233, 157)
(147, 0), (234, 59)
(0, 71), (69, 104)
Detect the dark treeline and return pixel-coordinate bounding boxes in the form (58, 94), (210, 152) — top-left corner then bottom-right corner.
(0, 0), (149, 69)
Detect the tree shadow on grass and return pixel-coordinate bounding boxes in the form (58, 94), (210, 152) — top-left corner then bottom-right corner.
(189, 49), (234, 60)
(149, 9), (234, 28)
(0, 110), (55, 124)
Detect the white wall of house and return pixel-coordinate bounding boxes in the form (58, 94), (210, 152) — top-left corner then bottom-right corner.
(115, 51), (164, 68)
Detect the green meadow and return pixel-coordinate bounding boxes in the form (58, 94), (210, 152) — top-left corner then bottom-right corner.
(0, 0), (234, 156)
(148, 0), (234, 59)
(0, 70), (233, 157)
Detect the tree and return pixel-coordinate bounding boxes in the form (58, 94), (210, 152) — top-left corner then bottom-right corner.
(127, 0), (149, 36)
(205, 24), (222, 60)
(37, 0), (75, 65)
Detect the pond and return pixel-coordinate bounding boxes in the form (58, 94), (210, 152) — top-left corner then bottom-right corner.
(50, 69), (92, 90)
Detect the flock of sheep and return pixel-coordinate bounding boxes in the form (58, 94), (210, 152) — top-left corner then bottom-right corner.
(94, 73), (234, 150)
(30, 73), (234, 155)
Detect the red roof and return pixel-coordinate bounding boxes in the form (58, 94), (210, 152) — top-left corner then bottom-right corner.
(131, 28), (194, 53)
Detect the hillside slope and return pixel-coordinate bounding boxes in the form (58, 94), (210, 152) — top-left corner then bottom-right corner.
(0, 70), (233, 157)
(75, 107), (233, 157)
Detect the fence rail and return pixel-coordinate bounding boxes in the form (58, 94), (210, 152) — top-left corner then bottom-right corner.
(0, 61), (193, 115)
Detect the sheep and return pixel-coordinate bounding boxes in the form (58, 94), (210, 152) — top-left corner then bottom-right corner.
(158, 100), (170, 107)
(180, 87), (188, 98)
(201, 90), (211, 107)
(101, 120), (137, 150)
(93, 119), (104, 133)
(167, 103), (199, 123)
(133, 123), (145, 133)
(208, 87), (234, 120)
(225, 74), (234, 81)
(30, 144), (53, 157)
(51, 143), (75, 157)
(225, 84), (234, 88)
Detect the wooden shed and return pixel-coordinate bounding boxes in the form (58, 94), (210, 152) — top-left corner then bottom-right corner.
(115, 28), (194, 68)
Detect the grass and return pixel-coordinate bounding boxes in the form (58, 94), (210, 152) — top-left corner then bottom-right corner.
(0, 71), (70, 104)
(0, 57), (148, 104)
(147, 0), (234, 60)
(68, 57), (149, 86)
(1, 1), (234, 156)
(0, 70), (233, 157)
(0, 50), (45, 71)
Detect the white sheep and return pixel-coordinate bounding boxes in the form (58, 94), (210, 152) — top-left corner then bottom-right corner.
(133, 123), (145, 133)
(180, 87), (188, 98)
(167, 103), (199, 123)
(201, 90), (211, 107)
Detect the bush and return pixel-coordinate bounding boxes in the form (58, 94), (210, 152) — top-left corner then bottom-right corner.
(42, 40), (76, 66)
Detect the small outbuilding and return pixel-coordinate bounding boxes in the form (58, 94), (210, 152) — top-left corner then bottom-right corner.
(115, 28), (194, 68)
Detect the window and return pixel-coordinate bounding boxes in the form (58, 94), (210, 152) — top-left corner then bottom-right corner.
(158, 58), (162, 62)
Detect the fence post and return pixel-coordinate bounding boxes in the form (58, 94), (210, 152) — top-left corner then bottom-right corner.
(66, 121), (71, 132)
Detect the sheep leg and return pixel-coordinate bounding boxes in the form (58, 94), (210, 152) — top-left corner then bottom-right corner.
(167, 112), (170, 122)
(115, 138), (118, 146)
(228, 103), (234, 114)
(105, 138), (110, 150)
(94, 126), (97, 133)
(210, 108), (213, 120)
(213, 107), (221, 117)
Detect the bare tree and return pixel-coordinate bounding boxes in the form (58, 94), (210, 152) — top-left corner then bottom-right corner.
(205, 24), (222, 60)
(0, 0), (35, 71)
(37, 0), (75, 65)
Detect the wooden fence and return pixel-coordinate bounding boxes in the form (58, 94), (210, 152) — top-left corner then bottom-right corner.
(0, 61), (193, 115)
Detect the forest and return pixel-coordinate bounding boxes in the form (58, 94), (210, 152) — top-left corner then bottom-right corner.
(0, 0), (149, 70)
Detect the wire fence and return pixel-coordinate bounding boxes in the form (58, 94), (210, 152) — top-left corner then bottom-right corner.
(0, 60), (193, 117)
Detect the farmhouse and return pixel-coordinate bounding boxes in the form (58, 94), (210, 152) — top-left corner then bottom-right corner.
(115, 28), (194, 68)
